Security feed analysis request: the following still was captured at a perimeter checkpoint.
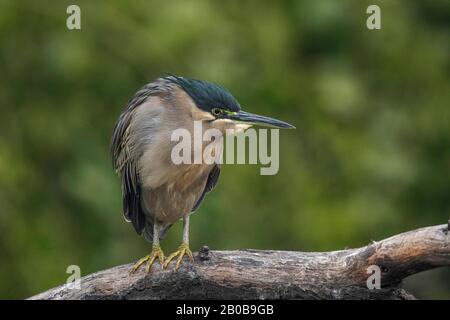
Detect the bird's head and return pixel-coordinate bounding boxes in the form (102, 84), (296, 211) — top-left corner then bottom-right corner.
(166, 75), (295, 133)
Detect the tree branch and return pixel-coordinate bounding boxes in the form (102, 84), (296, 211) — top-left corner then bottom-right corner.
(30, 223), (450, 300)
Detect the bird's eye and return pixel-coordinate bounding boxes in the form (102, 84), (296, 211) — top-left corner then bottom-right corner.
(211, 108), (223, 117)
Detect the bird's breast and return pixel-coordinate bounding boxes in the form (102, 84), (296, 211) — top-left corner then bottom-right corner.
(140, 163), (212, 224)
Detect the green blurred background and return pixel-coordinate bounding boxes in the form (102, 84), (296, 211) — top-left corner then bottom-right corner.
(0, 0), (449, 299)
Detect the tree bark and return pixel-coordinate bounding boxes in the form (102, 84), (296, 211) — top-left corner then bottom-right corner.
(30, 223), (450, 300)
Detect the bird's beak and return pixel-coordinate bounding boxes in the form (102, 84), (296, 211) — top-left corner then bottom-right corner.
(225, 110), (295, 129)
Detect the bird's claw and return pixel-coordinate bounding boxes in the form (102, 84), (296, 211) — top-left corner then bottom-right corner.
(164, 242), (194, 270)
(130, 245), (165, 274)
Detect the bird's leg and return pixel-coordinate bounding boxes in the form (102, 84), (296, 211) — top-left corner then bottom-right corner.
(164, 215), (194, 270)
(131, 222), (165, 274)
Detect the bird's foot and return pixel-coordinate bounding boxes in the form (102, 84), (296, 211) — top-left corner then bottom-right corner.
(130, 245), (165, 274)
(163, 242), (194, 270)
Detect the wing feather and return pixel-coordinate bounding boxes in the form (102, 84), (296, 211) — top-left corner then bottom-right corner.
(191, 165), (221, 212)
(111, 80), (172, 235)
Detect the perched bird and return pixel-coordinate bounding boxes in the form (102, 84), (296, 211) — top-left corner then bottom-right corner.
(111, 75), (294, 273)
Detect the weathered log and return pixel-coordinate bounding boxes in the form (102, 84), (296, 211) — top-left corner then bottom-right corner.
(30, 223), (450, 300)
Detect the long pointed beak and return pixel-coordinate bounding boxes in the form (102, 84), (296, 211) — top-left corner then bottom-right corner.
(226, 110), (295, 129)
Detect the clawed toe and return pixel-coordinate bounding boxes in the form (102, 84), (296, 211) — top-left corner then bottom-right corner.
(163, 242), (194, 270)
(130, 245), (165, 274)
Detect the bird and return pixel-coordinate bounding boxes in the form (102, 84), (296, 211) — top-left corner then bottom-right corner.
(111, 75), (294, 273)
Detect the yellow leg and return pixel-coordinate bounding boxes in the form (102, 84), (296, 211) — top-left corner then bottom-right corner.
(130, 245), (165, 274)
(163, 242), (194, 270)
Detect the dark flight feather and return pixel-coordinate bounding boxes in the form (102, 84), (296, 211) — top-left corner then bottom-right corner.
(192, 165), (221, 212)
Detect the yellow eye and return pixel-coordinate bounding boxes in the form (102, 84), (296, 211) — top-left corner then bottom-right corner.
(211, 108), (223, 116)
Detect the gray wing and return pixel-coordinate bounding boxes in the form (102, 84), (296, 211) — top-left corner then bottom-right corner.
(191, 165), (221, 212)
(111, 79), (172, 235)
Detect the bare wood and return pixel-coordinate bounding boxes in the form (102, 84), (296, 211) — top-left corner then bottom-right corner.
(30, 223), (450, 300)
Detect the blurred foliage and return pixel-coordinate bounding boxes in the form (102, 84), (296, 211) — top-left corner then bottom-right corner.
(0, 0), (448, 299)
